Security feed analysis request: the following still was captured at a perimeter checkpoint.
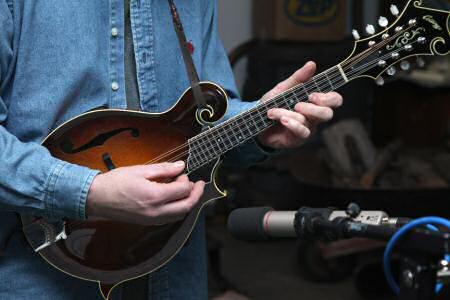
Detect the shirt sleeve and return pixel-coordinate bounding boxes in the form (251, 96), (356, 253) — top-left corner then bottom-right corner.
(200, 0), (271, 168)
(0, 3), (99, 221)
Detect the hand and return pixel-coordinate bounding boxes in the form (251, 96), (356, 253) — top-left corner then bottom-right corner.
(86, 162), (205, 225)
(258, 61), (343, 149)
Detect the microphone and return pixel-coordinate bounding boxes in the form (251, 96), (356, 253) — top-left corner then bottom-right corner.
(227, 206), (398, 241)
(227, 207), (297, 241)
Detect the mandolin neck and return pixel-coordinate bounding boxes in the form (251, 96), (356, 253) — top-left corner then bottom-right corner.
(186, 64), (348, 172)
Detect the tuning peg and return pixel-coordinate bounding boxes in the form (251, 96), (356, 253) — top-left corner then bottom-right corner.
(400, 60), (411, 71)
(390, 4), (400, 17)
(368, 40), (376, 47)
(404, 44), (413, 51)
(378, 16), (389, 28)
(376, 76), (385, 86)
(378, 60), (387, 67)
(366, 24), (376, 35)
(416, 57), (426, 68)
(387, 66), (397, 76)
(352, 29), (361, 41)
(391, 52), (400, 59)
(418, 37), (426, 44)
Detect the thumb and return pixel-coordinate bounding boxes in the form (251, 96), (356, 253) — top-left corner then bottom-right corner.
(140, 161), (186, 180)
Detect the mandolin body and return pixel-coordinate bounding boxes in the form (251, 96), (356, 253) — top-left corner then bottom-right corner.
(20, 82), (229, 299)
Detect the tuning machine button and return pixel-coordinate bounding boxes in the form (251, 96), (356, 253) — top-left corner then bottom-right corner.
(376, 76), (385, 86)
(366, 24), (376, 35)
(387, 67), (397, 76)
(378, 16), (389, 28)
(390, 4), (400, 17)
(400, 60), (411, 71)
(416, 57), (426, 68)
(352, 29), (361, 41)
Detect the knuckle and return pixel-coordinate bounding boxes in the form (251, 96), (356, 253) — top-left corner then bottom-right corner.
(150, 188), (163, 201)
(325, 108), (334, 119)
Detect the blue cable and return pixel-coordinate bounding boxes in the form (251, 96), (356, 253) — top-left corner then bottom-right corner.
(383, 217), (450, 295)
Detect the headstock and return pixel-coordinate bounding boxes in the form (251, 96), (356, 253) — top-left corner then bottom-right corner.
(342, 0), (450, 84)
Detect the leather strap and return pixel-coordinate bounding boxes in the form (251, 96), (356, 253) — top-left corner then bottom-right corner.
(168, 0), (206, 108)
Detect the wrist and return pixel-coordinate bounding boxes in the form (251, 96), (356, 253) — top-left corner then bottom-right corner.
(86, 173), (105, 218)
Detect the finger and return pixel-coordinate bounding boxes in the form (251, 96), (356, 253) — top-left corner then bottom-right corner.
(268, 108), (306, 125)
(308, 92), (343, 108)
(160, 181), (205, 218)
(263, 62), (317, 100)
(280, 116), (311, 140)
(138, 161), (186, 180)
(295, 102), (334, 122)
(154, 180), (193, 204)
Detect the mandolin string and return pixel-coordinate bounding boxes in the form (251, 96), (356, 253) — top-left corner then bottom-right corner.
(143, 43), (411, 166)
(67, 41), (419, 231)
(151, 40), (420, 169)
(140, 23), (415, 167)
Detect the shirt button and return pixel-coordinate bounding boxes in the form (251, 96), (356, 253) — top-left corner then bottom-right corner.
(111, 82), (119, 91)
(111, 27), (119, 37)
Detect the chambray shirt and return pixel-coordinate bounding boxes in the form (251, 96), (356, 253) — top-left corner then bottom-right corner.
(0, 1), (264, 299)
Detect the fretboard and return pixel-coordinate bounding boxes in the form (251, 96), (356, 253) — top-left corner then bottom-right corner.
(187, 65), (348, 172)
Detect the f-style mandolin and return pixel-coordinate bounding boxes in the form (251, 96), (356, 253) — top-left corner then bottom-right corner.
(21, 1), (450, 298)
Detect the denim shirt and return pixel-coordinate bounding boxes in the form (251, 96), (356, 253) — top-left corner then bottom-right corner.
(0, 1), (264, 298)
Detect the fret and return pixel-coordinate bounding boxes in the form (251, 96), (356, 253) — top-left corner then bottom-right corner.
(221, 124), (234, 149)
(317, 74), (332, 93)
(325, 70), (335, 90)
(208, 130), (223, 156)
(192, 139), (208, 164)
(284, 91), (296, 110)
(300, 83), (309, 99)
(188, 141), (200, 167)
(204, 133), (220, 158)
(216, 125), (231, 151)
(248, 115), (260, 134)
(312, 77), (322, 93)
(255, 105), (269, 129)
(242, 115), (254, 137)
(234, 118), (246, 144)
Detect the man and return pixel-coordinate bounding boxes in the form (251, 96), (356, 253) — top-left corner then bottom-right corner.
(0, 0), (342, 299)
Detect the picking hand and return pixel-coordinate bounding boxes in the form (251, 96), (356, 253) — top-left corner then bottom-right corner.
(87, 162), (205, 225)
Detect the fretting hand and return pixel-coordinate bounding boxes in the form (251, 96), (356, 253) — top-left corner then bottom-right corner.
(258, 61), (343, 149)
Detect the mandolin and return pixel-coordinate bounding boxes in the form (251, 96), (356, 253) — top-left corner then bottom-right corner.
(20, 1), (450, 299)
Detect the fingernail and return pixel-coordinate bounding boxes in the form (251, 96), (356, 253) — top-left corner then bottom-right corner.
(282, 117), (290, 125)
(175, 161), (185, 168)
(267, 110), (274, 119)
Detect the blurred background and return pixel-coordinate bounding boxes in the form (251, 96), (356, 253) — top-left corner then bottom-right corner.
(205, 0), (450, 299)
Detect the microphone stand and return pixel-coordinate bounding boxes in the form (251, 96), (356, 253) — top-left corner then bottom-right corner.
(294, 204), (450, 300)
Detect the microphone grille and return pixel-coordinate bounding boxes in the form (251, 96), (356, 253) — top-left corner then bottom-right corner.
(227, 207), (273, 241)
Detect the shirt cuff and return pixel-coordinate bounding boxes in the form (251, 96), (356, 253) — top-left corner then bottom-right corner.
(44, 161), (100, 221)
